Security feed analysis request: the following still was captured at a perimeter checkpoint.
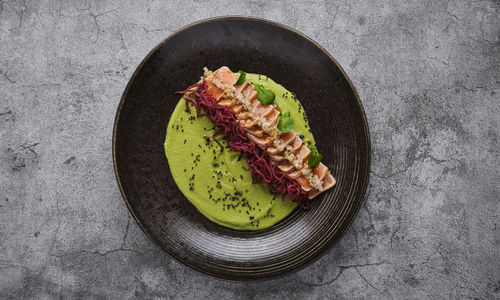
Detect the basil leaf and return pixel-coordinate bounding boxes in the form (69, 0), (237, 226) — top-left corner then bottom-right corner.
(254, 84), (275, 105)
(307, 145), (323, 167)
(277, 112), (294, 133)
(235, 70), (246, 85)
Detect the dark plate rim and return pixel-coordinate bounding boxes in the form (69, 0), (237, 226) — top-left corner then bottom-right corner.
(112, 16), (371, 281)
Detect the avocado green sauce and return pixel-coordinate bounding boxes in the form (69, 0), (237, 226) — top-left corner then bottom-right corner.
(164, 73), (315, 230)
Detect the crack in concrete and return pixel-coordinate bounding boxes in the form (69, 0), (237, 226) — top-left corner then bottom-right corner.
(63, 156), (75, 164)
(121, 213), (131, 249)
(421, 243), (443, 267)
(16, 0), (26, 30)
(456, 82), (492, 93)
(123, 22), (173, 35)
(425, 154), (447, 165)
(0, 109), (13, 116)
(20, 142), (39, 159)
(315, 0), (340, 33)
(91, 248), (142, 256)
(89, 10), (101, 43)
(118, 32), (126, 50)
(300, 267), (345, 287)
(76, 3), (119, 44)
(2, 72), (16, 83)
(428, 55), (450, 66)
(339, 261), (387, 269)
(299, 261), (387, 287)
(363, 203), (375, 232)
(390, 217), (402, 249)
(48, 193), (63, 257)
(21, 142), (39, 150)
(352, 226), (359, 253)
(439, 9), (461, 21)
(355, 267), (385, 295)
(93, 7), (118, 17)
(48, 247), (145, 261)
(20, 83), (61, 88)
(48, 214), (139, 259)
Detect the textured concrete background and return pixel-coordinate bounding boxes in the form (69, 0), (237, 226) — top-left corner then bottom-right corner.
(0, 0), (499, 299)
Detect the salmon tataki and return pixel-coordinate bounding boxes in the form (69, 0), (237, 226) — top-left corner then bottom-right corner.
(204, 66), (336, 199)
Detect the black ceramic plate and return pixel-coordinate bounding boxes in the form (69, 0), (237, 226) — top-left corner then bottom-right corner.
(113, 17), (370, 280)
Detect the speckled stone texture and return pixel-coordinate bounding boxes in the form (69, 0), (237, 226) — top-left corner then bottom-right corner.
(0, 0), (498, 299)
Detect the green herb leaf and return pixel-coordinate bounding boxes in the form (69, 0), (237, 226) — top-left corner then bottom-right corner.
(254, 84), (275, 105)
(277, 112), (294, 133)
(307, 145), (323, 167)
(235, 70), (246, 85)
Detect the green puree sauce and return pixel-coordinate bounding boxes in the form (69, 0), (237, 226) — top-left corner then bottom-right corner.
(165, 73), (315, 230)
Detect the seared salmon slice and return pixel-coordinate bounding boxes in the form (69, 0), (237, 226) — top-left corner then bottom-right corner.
(233, 105), (243, 114)
(218, 99), (235, 107)
(266, 110), (280, 126)
(278, 162), (294, 173)
(313, 163), (329, 180)
(297, 146), (311, 163)
(280, 131), (296, 146)
(236, 81), (249, 92)
(248, 134), (274, 148)
(295, 177), (312, 192)
(238, 111), (252, 120)
(289, 137), (303, 152)
(245, 128), (264, 138)
(288, 170), (303, 179)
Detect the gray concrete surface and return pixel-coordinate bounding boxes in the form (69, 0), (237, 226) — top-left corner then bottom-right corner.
(1, 0), (499, 299)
